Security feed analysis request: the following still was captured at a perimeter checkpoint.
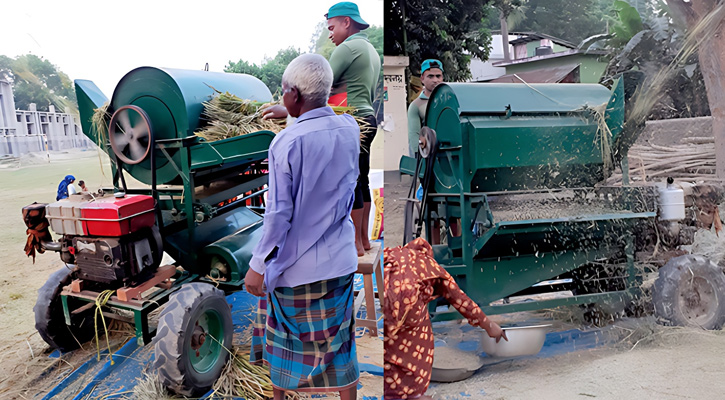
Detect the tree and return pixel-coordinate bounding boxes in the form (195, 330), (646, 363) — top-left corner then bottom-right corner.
(384, 0), (406, 56)
(493, 0), (523, 62)
(598, 1), (710, 121)
(666, 1), (725, 177)
(515, 0), (609, 43)
(386, 0), (494, 82)
(225, 47), (301, 95)
(0, 54), (77, 114)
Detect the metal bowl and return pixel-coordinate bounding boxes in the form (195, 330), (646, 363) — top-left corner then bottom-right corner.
(430, 346), (485, 383)
(430, 367), (477, 383)
(481, 324), (551, 358)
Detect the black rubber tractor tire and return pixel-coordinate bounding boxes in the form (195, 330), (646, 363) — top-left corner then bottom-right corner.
(653, 255), (725, 330)
(34, 267), (96, 352)
(153, 282), (233, 397)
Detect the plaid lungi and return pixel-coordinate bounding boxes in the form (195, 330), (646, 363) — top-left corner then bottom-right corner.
(251, 273), (359, 391)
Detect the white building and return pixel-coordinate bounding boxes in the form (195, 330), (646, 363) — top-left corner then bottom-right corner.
(469, 34), (516, 82)
(0, 79), (91, 157)
(469, 32), (578, 82)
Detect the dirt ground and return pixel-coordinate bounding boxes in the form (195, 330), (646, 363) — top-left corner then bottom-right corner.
(0, 149), (121, 398)
(383, 176), (725, 399)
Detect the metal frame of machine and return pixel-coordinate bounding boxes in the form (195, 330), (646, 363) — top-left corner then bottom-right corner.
(400, 74), (664, 321)
(66, 68), (275, 345)
(26, 67), (277, 396)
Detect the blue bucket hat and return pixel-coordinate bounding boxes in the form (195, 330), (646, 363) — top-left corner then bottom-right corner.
(325, 2), (370, 29)
(421, 59), (444, 74)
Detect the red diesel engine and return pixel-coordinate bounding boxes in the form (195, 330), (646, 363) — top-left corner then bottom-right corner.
(42, 192), (162, 286)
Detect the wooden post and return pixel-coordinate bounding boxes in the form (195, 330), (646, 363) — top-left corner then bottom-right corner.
(667, 1), (725, 178)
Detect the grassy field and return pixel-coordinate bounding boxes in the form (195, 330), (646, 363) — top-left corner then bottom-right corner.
(0, 149), (117, 397)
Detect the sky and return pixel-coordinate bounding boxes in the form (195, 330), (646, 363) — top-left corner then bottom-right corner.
(0, 0), (383, 97)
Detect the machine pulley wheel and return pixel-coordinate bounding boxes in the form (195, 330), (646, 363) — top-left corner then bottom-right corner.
(108, 105), (153, 165)
(34, 267), (97, 352)
(418, 127), (437, 158)
(653, 255), (725, 330)
(154, 282), (233, 397)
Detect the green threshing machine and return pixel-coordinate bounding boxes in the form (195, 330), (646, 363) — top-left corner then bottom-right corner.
(401, 74), (725, 329)
(24, 67), (275, 396)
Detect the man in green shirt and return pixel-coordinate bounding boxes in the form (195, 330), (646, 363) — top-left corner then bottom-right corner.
(262, 2), (380, 257)
(408, 59), (443, 157)
(326, 1), (381, 256)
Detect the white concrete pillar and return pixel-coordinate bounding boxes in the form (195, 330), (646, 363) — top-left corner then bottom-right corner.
(382, 55), (409, 172)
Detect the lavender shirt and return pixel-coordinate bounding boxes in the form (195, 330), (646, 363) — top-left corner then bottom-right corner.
(249, 106), (360, 292)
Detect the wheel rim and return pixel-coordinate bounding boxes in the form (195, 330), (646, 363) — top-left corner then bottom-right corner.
(188, 308), (225, 373)
(108, 105), (152, 165)
(678, 275), (719, 326)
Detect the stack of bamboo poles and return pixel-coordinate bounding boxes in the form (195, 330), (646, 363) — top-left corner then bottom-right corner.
(606, 138), (718, 185)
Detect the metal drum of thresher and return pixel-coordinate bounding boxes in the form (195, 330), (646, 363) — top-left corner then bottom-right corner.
(76, 67), (273, 185)
(422, 81), (624, 193)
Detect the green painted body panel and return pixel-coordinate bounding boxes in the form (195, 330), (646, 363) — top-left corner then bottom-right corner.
(203, 216), (265, 286)
(163, 207), (263, 283)
(75, 80), (109, 143)
(426, 80), (624, 192)
(428, 82), (613, 115)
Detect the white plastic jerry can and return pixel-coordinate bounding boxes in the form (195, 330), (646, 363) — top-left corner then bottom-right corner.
(658, 177), (685, 221)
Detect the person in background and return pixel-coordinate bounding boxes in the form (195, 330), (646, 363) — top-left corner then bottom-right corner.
(245, 53), (360, 400)
(406, 59), (457, 244)
(78, 180), (87, 192)
(384, 238), (507, 400)
(325, 2), (381, 256)
(407, 59), (443, 157)
(56, 175), (76, 200)
(263, 2), (381, 256)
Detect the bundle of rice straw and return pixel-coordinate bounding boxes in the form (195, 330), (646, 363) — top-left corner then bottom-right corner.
(196, 90), (285, 141)
(212, 346), (280, 400)
(196, 88), (371, 142)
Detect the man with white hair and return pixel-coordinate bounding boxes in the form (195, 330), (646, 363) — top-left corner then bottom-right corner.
(245, 53), (360, 400)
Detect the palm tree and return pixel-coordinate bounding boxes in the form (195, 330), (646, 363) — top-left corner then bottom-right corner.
(494, 0), (524, 62)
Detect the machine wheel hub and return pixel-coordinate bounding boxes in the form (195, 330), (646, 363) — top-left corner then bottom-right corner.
(679, 276), (718, 325)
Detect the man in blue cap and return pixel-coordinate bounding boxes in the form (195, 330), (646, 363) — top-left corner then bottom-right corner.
(408, 59), (443, 157)
(408, 60), (451, 244)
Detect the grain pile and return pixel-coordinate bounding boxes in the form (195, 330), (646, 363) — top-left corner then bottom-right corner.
(489, 191), (634, 223)
(433, 346), (484, 370)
